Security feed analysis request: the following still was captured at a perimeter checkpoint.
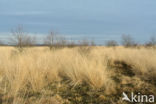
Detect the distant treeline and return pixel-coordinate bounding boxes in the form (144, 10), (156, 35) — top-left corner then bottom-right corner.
(0, 26), (156, 48)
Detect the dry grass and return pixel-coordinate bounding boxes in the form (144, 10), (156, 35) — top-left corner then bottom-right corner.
(0, 46), (156, 104)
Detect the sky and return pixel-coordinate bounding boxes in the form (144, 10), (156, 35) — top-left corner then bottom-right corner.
(0, 0), (156, 44)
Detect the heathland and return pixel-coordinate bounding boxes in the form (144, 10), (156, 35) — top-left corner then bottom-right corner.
(0, 46), (156, 104)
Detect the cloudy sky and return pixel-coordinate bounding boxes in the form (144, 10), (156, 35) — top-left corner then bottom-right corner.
(0, 0), (156, 44)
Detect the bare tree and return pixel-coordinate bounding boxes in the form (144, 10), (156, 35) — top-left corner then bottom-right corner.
(44, 32), (67, 49)
(23, 35), (36, 46)
(146, 35), (156, 46)
(121, 34), (136, 47)
(106, 40), (118, 47)
(10, 25), (36, 48)
(44, 32), (55, 49)
(55, 35), (67, 46)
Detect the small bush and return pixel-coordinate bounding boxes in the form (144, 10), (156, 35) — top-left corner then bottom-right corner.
(121, 34), (136, 47)
(105, 40), (118, 47)
(145, 36), (156, 47)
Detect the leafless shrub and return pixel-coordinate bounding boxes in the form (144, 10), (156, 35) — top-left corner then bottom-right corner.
(44, 32), (56, 49)
(55, 35), (67, 47)
(121, 34), (136, 47)
(145, 36), (156, 47)
(23, 35), (36, 46)
(44, 33), (96, 49)
(44, 32), (68, 49)
(10, 25), (36, 50)
(66, 39), (77, 48)
(105, 40), (118, 47)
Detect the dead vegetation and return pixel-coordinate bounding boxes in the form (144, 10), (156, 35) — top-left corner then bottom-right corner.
(0, 46), (156, 104)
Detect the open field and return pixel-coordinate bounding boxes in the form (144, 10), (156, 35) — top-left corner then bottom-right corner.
(0, 46), (156, 104)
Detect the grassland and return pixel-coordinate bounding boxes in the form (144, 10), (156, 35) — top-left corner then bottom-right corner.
(0, 46), (156, 104)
